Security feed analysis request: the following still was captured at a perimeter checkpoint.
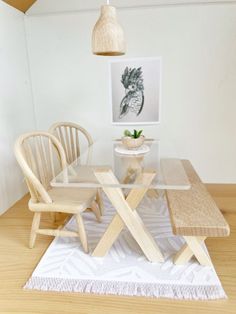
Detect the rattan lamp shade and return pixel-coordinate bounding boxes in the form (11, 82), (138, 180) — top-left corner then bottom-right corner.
(92, 5), (126, 56)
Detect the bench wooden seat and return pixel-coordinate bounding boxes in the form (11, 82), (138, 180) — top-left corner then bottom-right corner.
(165, 160), (230, 266)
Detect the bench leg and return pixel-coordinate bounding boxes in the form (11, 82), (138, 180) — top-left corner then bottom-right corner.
(174, 236), (206, 264)
(174, 236), (213, 267)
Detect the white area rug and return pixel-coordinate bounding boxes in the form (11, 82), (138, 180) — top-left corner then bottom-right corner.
(25, 195), (226, 300)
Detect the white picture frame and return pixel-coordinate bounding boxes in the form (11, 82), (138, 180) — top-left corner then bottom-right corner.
(109, 57), (162, 125)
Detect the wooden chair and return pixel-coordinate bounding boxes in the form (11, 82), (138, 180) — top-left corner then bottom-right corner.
(14, 131), (100, 252)
(49, 122), (93, 165)
(165, 160), (230, 266)
(49, 121), (104, 213)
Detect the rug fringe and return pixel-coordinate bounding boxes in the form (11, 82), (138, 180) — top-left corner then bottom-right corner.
(24, 277), (227, 300)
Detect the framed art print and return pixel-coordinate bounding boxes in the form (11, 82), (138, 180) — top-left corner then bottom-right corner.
(109, 57), (161, 125)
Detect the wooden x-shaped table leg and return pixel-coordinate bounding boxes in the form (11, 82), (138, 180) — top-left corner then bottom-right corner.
(92, 169), (164, 263)
(174, 236), (213, 267)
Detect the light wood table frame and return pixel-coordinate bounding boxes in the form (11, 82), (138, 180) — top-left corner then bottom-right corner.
(50, 138), (192, 262)
(92, 168), (165, 263)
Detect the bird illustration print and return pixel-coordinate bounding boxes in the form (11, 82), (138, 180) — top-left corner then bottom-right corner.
(119, 66), (144, 119)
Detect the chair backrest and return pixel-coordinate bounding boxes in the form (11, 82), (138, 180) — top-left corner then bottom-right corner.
(14, 132), (67, 204)
(49, 122), (93, 165)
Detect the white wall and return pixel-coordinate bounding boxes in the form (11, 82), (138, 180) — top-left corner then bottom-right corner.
(25, 3), (236, 183)
(0, 1), (36, 214)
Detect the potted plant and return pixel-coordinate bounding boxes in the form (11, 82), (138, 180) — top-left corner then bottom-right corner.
(122, 129), (145, 149)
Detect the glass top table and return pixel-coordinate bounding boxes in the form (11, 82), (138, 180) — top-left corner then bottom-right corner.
(51, 139), (190, 190)
(51, 139), (191, 263)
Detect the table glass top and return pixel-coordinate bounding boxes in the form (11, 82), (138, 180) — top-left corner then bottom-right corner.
(51, 139), (190, 190)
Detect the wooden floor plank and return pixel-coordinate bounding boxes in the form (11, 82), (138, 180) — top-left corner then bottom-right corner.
(0, 194), (236, 313)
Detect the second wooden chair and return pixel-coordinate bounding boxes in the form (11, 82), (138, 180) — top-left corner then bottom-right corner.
(49, 121), (104, 213)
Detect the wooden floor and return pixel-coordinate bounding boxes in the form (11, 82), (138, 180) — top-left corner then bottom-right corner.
(0, 192), (236, 314)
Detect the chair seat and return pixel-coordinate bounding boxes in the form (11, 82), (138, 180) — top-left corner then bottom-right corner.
(29, 187), (97, 213)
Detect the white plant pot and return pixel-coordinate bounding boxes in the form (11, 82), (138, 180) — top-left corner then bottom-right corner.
(122, 136), (145, 150)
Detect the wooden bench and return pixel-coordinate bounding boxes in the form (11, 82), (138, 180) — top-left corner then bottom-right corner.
(164, 160), (230, 266)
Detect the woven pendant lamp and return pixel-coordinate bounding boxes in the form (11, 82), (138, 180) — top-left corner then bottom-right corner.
(92, 1), (126, 56)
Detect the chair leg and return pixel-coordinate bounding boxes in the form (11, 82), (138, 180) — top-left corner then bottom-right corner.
(91, 200), (101, 222)
(96, 189), (104, 215)
(29, 212), (41, 249)
(76, 214), (89, 253)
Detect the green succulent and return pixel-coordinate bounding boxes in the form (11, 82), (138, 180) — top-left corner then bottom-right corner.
(124, 129), (143, 139)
